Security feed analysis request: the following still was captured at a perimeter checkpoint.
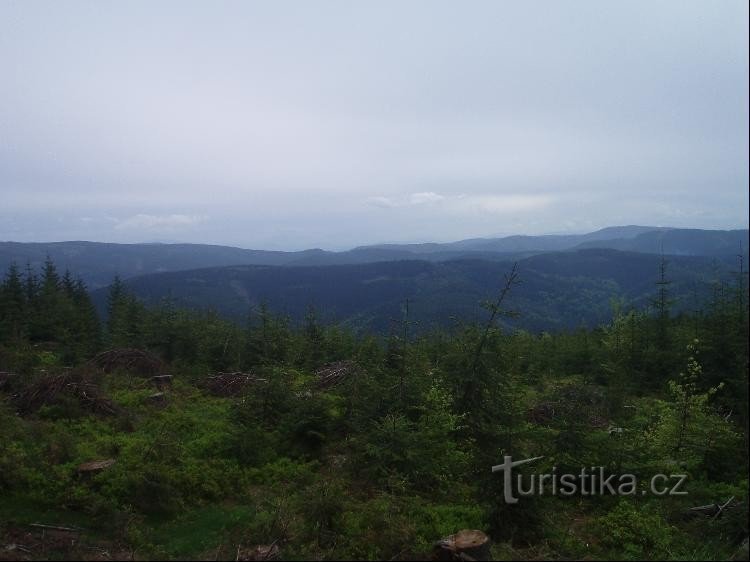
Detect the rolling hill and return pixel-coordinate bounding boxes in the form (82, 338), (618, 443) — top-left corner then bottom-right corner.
(92, 249), (744, 334)
(3, 227), (746, 289)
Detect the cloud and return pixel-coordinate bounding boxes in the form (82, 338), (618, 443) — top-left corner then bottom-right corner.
(460, 195), (555, 215)
(409, 192), (445, 205)
(366, 192), (553, 215)
(0, 1), (746, 247)
(366, 191), (446, 208)
(365, 196), (399, 208)
(114, 214), (206, 231)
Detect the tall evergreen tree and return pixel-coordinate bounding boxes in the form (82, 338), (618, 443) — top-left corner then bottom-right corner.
(30, 256), (63, 342)
(0, 263), (27, 343)
(70, 278), (101, 359)
(105, 275), (144, 348)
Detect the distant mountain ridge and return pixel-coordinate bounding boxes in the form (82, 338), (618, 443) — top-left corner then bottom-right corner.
(1, 226), (747, 289)
(356, 225), (667, 254)
(576, 228), (748, 255)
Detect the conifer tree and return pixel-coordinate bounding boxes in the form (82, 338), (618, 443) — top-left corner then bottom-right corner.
(647, 255), (675, 388)
(303, 304), (324, 368)
(31, 256), (63, 342)
(0, 263), (26, 342)
(106, 275), (143, 347)
(70, 278), (101, 359)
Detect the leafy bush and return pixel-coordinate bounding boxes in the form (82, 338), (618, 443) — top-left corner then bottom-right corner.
(595, 500), (674, 559)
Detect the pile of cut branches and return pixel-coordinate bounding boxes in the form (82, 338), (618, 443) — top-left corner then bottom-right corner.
(201, 372), (268, 397)
(527, 385), (609, 429)
(527, 401), (556, 425)
(315, 360), (359, 390)
(87, 348), (165, 377)
(14, 371), (118, 416)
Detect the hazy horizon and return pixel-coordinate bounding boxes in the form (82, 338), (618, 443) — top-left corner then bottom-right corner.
(2, 1), (748, 250)
(2, 224), (749, 254)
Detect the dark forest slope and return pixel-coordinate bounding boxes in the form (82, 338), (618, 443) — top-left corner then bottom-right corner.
(95, 249), (743, 333)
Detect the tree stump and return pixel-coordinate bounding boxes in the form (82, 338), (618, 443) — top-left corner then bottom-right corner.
(152, 375), (173, 390)
(148, 392), (167, 407)
(432, 529), (491, 561)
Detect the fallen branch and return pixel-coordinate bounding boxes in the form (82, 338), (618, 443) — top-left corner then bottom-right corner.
(4, 543), (32, 554)
(712, 496), (736, 520)
(29, 523), (84, 533)
(688, 496), (737, 519)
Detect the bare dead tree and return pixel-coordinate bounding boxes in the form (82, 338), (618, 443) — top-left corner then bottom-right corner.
(470, 262), (520, 375)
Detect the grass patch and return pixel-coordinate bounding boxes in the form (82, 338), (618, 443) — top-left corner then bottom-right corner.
(145, 504), (257, 558)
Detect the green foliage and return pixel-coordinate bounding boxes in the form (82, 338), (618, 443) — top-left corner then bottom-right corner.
(356, 382), (469, 491)
(0, 257), (747, 560)
(595, 500), (674, 560)
(645, 341), (742, 477)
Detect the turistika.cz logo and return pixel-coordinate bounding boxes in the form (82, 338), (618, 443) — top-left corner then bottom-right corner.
(492, 455), (688, 504)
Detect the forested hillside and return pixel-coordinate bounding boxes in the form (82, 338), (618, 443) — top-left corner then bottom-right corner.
(0, 257), (747, 560)
(96, 249), (744, 334)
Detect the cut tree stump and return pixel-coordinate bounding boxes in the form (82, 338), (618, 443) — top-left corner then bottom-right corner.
(432, 529), (491, 561)
(152, 375), (173, 390)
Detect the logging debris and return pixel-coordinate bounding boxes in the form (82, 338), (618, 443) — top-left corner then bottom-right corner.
(87, 348), (164, 377)
(202, 372), (268, 397)
(527, 385), (609, 429)
(76, 459), (116, 474)
(13, 372), (118, 416)
(235, 543), (280, 561)
(314, 360), (359, 390)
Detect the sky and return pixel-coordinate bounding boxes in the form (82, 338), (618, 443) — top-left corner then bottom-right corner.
(1, 1), (748, 250)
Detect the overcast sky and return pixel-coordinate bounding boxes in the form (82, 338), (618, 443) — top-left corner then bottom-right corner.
(1, 1), (748, 250)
